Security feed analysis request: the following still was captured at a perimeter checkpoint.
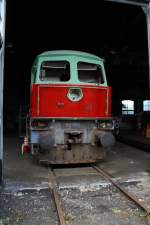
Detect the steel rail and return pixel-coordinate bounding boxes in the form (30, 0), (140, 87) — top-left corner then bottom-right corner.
(48, 169), (67, 225)
(92, 165), (150, 214)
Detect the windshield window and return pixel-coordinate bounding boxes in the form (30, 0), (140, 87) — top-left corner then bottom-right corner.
(40, 61), (70, 82)
(77, 62), (104, 84)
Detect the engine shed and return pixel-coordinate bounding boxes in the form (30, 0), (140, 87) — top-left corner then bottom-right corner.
(1, 1), (150, 224)
(1, 0), (150, 195)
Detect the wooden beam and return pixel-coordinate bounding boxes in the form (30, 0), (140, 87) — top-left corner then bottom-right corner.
(105, 0), (149, 7)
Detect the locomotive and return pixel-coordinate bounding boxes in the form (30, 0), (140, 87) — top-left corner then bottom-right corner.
(27, 50), (115, 164)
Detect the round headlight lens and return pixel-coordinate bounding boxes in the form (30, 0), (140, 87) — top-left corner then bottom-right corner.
(67, 88), (83, 102)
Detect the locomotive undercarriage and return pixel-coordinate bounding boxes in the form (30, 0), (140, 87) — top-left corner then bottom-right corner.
(30, 119), (115, 164)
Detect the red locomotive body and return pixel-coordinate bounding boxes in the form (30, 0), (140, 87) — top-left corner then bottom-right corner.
(28, 50), (115, 164)
(31, 84), (112, 118)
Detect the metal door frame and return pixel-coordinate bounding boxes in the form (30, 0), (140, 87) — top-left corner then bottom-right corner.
(0, 0), (6, 183)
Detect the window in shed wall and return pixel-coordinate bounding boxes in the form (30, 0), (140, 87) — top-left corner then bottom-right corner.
(122, 100), (134, 115)
(143, 100), (150, 111)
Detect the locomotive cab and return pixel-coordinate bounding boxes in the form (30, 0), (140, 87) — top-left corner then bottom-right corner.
(29, 50), (115, 164)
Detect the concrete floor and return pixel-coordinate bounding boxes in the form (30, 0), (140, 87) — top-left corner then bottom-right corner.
(4, 136), (49, 188)
(1, 136), (150, 224)
(1, 136), (54, 225)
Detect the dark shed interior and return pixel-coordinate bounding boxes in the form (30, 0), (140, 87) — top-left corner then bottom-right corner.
(4, 0), (149, 135)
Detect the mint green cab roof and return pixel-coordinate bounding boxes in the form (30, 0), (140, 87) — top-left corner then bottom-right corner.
(37, 50), (103, 61)
(31, 50), (107, 86)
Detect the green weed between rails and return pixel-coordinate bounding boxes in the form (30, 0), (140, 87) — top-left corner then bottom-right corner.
(64, 213), (76, 225)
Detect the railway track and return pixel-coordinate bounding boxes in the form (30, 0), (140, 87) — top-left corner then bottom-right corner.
(48, 168), (67, 225)
(92, 165), (150, 215)
(48, 165), (150, 225)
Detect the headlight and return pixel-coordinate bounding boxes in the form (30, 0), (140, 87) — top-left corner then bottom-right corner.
(67, 88), (83, 102)
(98, 120), (114, 130)
(31, 120), (49, 129)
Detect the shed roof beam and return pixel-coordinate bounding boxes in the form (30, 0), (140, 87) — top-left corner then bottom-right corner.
(105, 0), (149, 7)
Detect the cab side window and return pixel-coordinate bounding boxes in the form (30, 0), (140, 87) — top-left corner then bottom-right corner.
(77, 62), (104, 84)
(40, 61), (70, 82)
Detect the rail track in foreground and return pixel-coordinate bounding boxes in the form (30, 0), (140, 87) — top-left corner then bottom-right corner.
(48, 165), (150, 225)
(48, 168), (67, 225)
